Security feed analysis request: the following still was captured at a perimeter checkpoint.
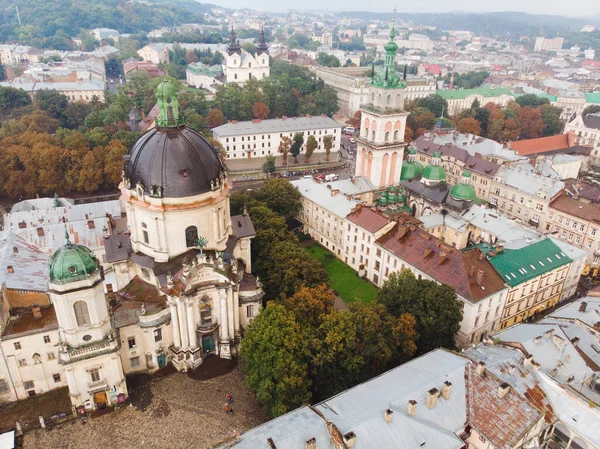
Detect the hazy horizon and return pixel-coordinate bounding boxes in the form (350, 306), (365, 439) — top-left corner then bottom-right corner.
(214, 0), (600, 19)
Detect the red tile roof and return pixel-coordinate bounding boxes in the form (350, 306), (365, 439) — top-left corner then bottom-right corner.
(550, 193), (600, 223)
(423, 63), (441, 75)
(510, 134), (573, 156)
(347, 207), (390, 234)
(376, 225), (506, 303)
(466, 363), (542, 449)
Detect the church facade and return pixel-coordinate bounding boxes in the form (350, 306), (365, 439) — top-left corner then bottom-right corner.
(223, 27), (269, 84)
(0, 81), (263, 410)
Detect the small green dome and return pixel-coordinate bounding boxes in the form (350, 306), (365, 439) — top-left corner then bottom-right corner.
(377, 196), (389, 206)
(156, 80), (178, 99)
(388, 191), (399, 203)
(384, 40), (398, 53)
(49, 236), (99, 284)
(400, 160), (424, 181)
(432, 151), (442, 158)
(407, 147), (417, 155)
(422, 164), (446, 181)
(450, 182), (476, 201)
(462, 170), (472, 177)
(397, 192), (406, 203)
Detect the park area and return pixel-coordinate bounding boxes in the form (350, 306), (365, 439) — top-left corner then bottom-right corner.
(304, 243), (378, 304)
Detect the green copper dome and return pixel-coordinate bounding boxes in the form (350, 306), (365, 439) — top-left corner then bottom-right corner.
(377, 196), (389, 206)
(397, 191), (406, 203)
(400, 160), (424, 181)
(450, 182), (476, 201)
(421, 164), (446, 181)
(49, 232), (99, 284)
(407, 147), (417, 155)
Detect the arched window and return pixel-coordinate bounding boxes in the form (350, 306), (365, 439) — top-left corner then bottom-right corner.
(364, 128), (368, 138)
(371, 130), (376, 140)
(234, 73), (238, 80)
(248, 62), (252, 68)
(185, 226), (198, 248)
(385, 131), (390, 142)
(371, 93), (375, 102)
(394, 130), (399, 141)
(386, 95), (391, 105)
(73, 301), (90, 326)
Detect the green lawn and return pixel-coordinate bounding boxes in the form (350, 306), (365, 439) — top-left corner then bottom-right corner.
(304, 244), (378, 304)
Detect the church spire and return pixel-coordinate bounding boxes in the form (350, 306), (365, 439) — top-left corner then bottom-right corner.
(227, 25), (242, 56)
(256, 26), (269, 56)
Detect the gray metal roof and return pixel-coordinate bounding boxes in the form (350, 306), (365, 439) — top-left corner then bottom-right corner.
(420, 213), (467, 231)
(231, 214), (256, 239)
(424, 132), (525, 162)
(495, 165), (565, 198)
(0, 231), (49, 292)
(327, 176), (375, 196)
(547, 296), (600, 329)
(212, 116), (340, 137)
(460, 205), (542, 244)
(10, 197), (74, 213)
(291, 178), (361, 218)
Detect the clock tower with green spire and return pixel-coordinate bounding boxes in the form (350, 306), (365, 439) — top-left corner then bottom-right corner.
(355, 8), (409, 188)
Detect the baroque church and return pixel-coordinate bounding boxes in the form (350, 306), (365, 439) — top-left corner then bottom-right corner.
(0, 81), (263, 411)
(223, 26), (270, 84)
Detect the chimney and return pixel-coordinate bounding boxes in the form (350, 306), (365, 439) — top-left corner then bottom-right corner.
(232, 120), (238, 124)
(305, 438), (316, 449)
(523, 355), (533, 366)
(469, 265), (476, 277)
(567, 130), (576, 147)
(441, 381), (452, 399)
(384, 409), (393, 423)
(544, 329), (554, 339)
(579, 301), (588, 312)
(408, 400), (417, 416)
(343, 432), (356, 448)
(534, 335), (543, 344)
(508, 364), (515, 375)
(476, 361), (486, 375)
(476, 270), (484, 286)
(32, 306), (42, 319)
(497, 382), (511, 399)
(532, 362), (541, 371)
(426, 388), (439, 409)
(479, 251), (485, 261)
(267, 438), (277, 449)
(566, 376), (575, 385)
(571, 337), (580, 347)
(252, 119), (261, 123)
(552, 335), (565, 349)
(423, 248), (433, 259)
(438, 251), (447, 265)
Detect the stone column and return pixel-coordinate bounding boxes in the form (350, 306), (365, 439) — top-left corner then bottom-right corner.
(219, 289), (228, 342)
(227, 288), (235, 339)
(168, 298), (181, 348)
(233, 289), (240, 336)
(177, 298), (189, 349)
(186, 299), (196, 349)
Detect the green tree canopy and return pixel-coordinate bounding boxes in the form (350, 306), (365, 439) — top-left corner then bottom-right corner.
(515, 94), (550, 108)
(254, 178), (302, 221)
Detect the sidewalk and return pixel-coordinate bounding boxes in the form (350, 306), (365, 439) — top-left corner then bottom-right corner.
(227, 152), (343, 172)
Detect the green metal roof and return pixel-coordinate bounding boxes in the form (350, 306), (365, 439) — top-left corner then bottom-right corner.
(186, 63), (223, 76)
(400, 160), (424, 181)
(436, 86), (513, 101)
(586, 93), (600, 104)
(421, 163), (446, 181)
(450, 182), (476, 201)
(489, 239), (572, 287)
(49, 241), (99, 284)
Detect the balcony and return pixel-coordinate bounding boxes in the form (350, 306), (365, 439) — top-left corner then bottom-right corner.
(88, 379), (108, 392)
(60, 338), (119, 364)
(197, 320), (218, 334)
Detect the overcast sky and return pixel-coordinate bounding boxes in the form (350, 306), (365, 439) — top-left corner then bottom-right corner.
(222, 0), (600, 18)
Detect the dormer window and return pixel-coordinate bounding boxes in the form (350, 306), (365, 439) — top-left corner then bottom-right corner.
(36, 227), (44, 237)
(13, 247), (18, 254)
(7, 266), (14, 274)
(87, 220), (95, 230)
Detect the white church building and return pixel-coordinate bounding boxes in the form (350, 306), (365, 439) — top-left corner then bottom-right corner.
(0, 81), (263, 411)
(222, 27), (270, 84)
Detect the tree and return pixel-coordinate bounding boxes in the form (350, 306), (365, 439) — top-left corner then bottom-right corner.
(283, 285), (335, 329)
(103, 140), (128, 188)
(206, 109), (225, 128)
(377, 269), (463, 353)
(404, 126), (414, 142)
(323, 135), (333, 161)
(540, 104), (564, 137)
(255, 178), (302, 220)
(35, 89), (69, 126)
(515, 94), (549, 109)
(0, 86), (31, 117)
(474, 108), (490, 135)
(517, 106), (545, 139)
(263, 154), (276, 174)
(316, 52), (341, 68)
(583, 105), (600, 117)
(418, 94), (448, 118)
(64, 102), (93, 130)
(290, 132), (304, 163)
(457, 117), (482, 135)
(278, 136), (291, 163)
(411, 111), (436, 133)
(348, 111), (361, 129)
(252, 101), (270, 120)
(240, 303), (312, 418)
(305, 135), (317, 162)
(241, 42), (256, 55)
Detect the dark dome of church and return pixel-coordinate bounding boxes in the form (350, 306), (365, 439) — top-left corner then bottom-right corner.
(125, 126), (225, 198)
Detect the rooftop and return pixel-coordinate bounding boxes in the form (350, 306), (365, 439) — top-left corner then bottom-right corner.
(422, 131), (524, 163)
(0, 231), (49, 292)
(436, 86), (513, 101)
(460, 205), (542, 244)
(550, 193), (600, 224)
(212, 116), (340, 137)
(3, 305), (58, 338)
(346, 207), (390, 234)
(509, 134), (573, 156)
(291, 178), (361, 219)
(495, 165), (564, 198)
(489, 238), (571, 287)
(231, 214), (256, 239)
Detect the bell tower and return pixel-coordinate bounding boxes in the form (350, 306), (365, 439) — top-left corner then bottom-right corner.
(355, 9), (409, 188)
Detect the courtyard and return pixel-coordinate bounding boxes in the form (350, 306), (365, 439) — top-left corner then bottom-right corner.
(19, 359), (268, 449)
(304, 243), (378, 304)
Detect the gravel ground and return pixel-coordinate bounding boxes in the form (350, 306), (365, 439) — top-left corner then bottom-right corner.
(23, 363), (268, 449)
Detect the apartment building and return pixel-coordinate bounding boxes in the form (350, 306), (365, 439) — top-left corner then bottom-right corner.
(0, 80), (106, 102)
(490, 239), (571, 329)
(564, 113), (600, 163)
(212, 116), (341, 160)
(489, 165), (564, 230)
(436, 86), (514, 116)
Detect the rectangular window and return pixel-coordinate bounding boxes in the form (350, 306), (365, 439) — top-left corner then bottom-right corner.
(247, 305), (255, 317)
(0, 380), (9, 393)
(128, 337), (136, 349)
(43, 335), (50, 344)
(23, 380), (34, 390)
(14, 342), (21, 350)
(143, 230), (149, 244)
(47, 352), (56, 360)
(375, 261), (380, 271)
(130, 357), (140, 368)
(491, 197), (498, 205)
(18, 359), (27, 367)
(153, 329), (162, 342)
(52, 373), (61, 383)
(89, 369), (100, 383)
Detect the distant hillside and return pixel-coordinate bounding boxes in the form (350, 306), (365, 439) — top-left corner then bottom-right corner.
(0, 0), (215, 48)
(339, 11), (600, 38)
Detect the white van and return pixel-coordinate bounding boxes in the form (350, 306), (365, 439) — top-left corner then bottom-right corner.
(325, 174), (338, 182)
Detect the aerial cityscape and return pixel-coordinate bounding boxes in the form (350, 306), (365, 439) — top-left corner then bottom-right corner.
(0, 0), (599, 448)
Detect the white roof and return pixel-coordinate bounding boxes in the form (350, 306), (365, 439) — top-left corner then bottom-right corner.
(0, 80), (105, 92)
(495, 165), (565, 198)
(547, 296), (600, 329)
(420, 213), (467, 231)
(0, 231), (49, 292)
(426, 132), (526, 162)
(213, 116), (340, 137)
(460, 205), (542, 244)
(0, 431), (14, 449)
(291, 178), (360, 218)
(327, 176), (375, 196)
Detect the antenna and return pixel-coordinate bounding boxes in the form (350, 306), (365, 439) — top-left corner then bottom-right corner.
(15, 5), (21, 26)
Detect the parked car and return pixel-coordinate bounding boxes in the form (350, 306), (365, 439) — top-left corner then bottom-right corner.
(316, 174), (326, 180)
(325, 174), (339, 182)
(343, 126), (355, 135)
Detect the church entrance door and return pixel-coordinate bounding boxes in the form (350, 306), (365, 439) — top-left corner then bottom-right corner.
(94, 391), (107, 409)
(202, 335), (215, 353)
(157, 353), (166, 368)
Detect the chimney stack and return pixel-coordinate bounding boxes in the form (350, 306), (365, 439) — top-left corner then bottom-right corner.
(476, 361), (486, 375)
(438, 251), (447, 265)
(508, 364), (515, 375)
(579, 301), (588, 312)
(497, 382), (511, 399)
(408, 400), (417, 416)
(384, 409), (393, 423)
(32, 306), (42, 320)
(425, 388), (439, 409)
(523, 355), (533, 366)
(544, 329), (554, 339)
(476, 270), (484, 286)
(343, 432), (356, 448)
(305, 438), (316, 449)
(469, 265), (476, 277)
(441, 381), (452, 399)
(571, 337), (580, 347)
